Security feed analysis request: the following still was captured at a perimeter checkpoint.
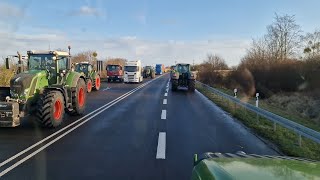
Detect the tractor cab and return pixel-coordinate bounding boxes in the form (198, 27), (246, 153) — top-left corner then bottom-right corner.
(176, 63), (190, 73)
(27, 50), (71, 85)
(75, 62), (93, 77)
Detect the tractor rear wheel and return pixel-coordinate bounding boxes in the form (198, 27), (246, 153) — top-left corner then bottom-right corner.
(171, 80), (178, 91)
(93, 75), (101, 91)
(87, 79), (92, 93)
(66, 78), (87, 116)
(36, 90), (65, 128)
(188, 80), (195, 92)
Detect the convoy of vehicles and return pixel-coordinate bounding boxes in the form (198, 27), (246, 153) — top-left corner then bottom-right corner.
(74, 62), (101, 93)
(192, 152), (320, 180)
(155, 64), (165, 75)
(171, 63), (196, 92)
(123, 60), (143, 83)
(0, 49), (87, 128)
(106, 64), (124, 82)
(143, 66), (155, 79)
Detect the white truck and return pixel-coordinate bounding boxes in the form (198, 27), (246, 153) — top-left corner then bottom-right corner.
(123, 60), (143, 83)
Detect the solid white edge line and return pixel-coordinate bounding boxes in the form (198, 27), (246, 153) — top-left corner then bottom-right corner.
(156, 132), (166, 159)
(164, 93), (168, 96)
(0, 74), (165, 173)
(163, 99), (167, 105)
(161, 110), (167, 120)
(0, 90), (137, 177)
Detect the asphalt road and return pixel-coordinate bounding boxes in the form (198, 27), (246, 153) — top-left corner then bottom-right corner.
(0, 74), (278, 180)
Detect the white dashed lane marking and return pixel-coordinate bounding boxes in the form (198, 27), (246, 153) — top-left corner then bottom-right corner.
(163, 99), (167, 105)
(161, 110), (167, 119)
(156, 132), (166, 159)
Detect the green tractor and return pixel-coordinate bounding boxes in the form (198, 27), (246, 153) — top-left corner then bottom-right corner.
(192, 152), (320, 180)
(74, 62), (101, 93)
(171, 63), (196, 92)
(0, 49), (87, 128)
(143, 66), (155, 79)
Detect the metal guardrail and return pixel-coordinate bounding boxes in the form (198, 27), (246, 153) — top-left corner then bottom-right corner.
(197, 81), (320, 145)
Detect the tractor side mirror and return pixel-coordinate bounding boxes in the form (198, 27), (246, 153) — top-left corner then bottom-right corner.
(5, 58), (10, 69)
(66, 58), (71, 70)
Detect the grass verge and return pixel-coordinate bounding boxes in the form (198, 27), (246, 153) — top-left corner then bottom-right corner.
(210, 84), (320, 132)
(196, 83), (320, 161)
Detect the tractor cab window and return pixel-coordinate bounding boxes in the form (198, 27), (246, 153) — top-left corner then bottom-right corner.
(88, 65), (93, 72)
(75, 64), (88, 73)
(58, 56), (67, 70)
(29, 54), (55, 71)
(177, 64), (189, 73)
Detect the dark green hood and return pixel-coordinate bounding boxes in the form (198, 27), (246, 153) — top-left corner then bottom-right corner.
(192, 153), (320, 180)
(10, 70), (44, 99)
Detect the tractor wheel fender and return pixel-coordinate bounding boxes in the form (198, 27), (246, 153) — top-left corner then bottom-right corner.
(43, 87), (67, 109)
(66, 72), (82, 88)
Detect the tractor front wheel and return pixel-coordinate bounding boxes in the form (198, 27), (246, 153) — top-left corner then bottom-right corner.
(66, 78), (87, 116)
(36, 90), (65, 128)
(87, 79), (92, 93)
(93, 75), (101, 91)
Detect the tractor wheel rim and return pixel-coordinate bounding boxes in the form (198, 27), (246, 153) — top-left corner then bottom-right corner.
(87, 82), (92, 91)
(53, 100), (62, 120)
(96, 77), (100, 89)
(78, 88), (85, 107)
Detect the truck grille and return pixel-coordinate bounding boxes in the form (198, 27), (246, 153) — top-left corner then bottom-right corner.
(128, 75), (135, 79)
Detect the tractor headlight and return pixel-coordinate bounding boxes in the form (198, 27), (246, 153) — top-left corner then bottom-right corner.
(23, 89), (29, 96)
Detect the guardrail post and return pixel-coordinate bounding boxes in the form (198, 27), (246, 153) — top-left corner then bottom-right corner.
(298, 134), (302, 147)
(273, 122), (277, 131)
(256, 93), (259, 124)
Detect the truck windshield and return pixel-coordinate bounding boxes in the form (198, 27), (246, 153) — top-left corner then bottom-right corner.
(107, 65), (120, 71)
(177, 64), (189, 73)
(29, 54), (55, 71)
(124, 66), (138, 72)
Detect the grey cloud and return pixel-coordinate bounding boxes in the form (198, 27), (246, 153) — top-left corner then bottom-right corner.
(0, 29), (250, 66)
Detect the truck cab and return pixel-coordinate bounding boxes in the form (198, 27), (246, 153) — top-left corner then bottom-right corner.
(123, 60), (143, 83)
(106, 64), (124, 82)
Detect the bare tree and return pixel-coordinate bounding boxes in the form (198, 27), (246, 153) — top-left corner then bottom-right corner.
(265, 13), (302, 61)
(203, 54), (228, 70)
(105, 57), (127, 67)
(303, 29), (320, 57)
(71, 51), (98, 64)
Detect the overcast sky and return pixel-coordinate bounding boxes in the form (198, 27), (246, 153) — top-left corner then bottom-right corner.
(1, 0), (320, 66)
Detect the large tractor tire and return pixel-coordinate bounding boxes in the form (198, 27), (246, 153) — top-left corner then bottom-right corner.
(171, 80), (178, 91)
(87, 79), (92, 93)
(66, 78), (87, 116)
(36, 90), (65, 128)
(93, 75), (101, 91)
(188, 80), (195, 92)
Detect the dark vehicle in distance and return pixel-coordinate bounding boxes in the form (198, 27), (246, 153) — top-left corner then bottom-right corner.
(143, 66), (155, 79)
